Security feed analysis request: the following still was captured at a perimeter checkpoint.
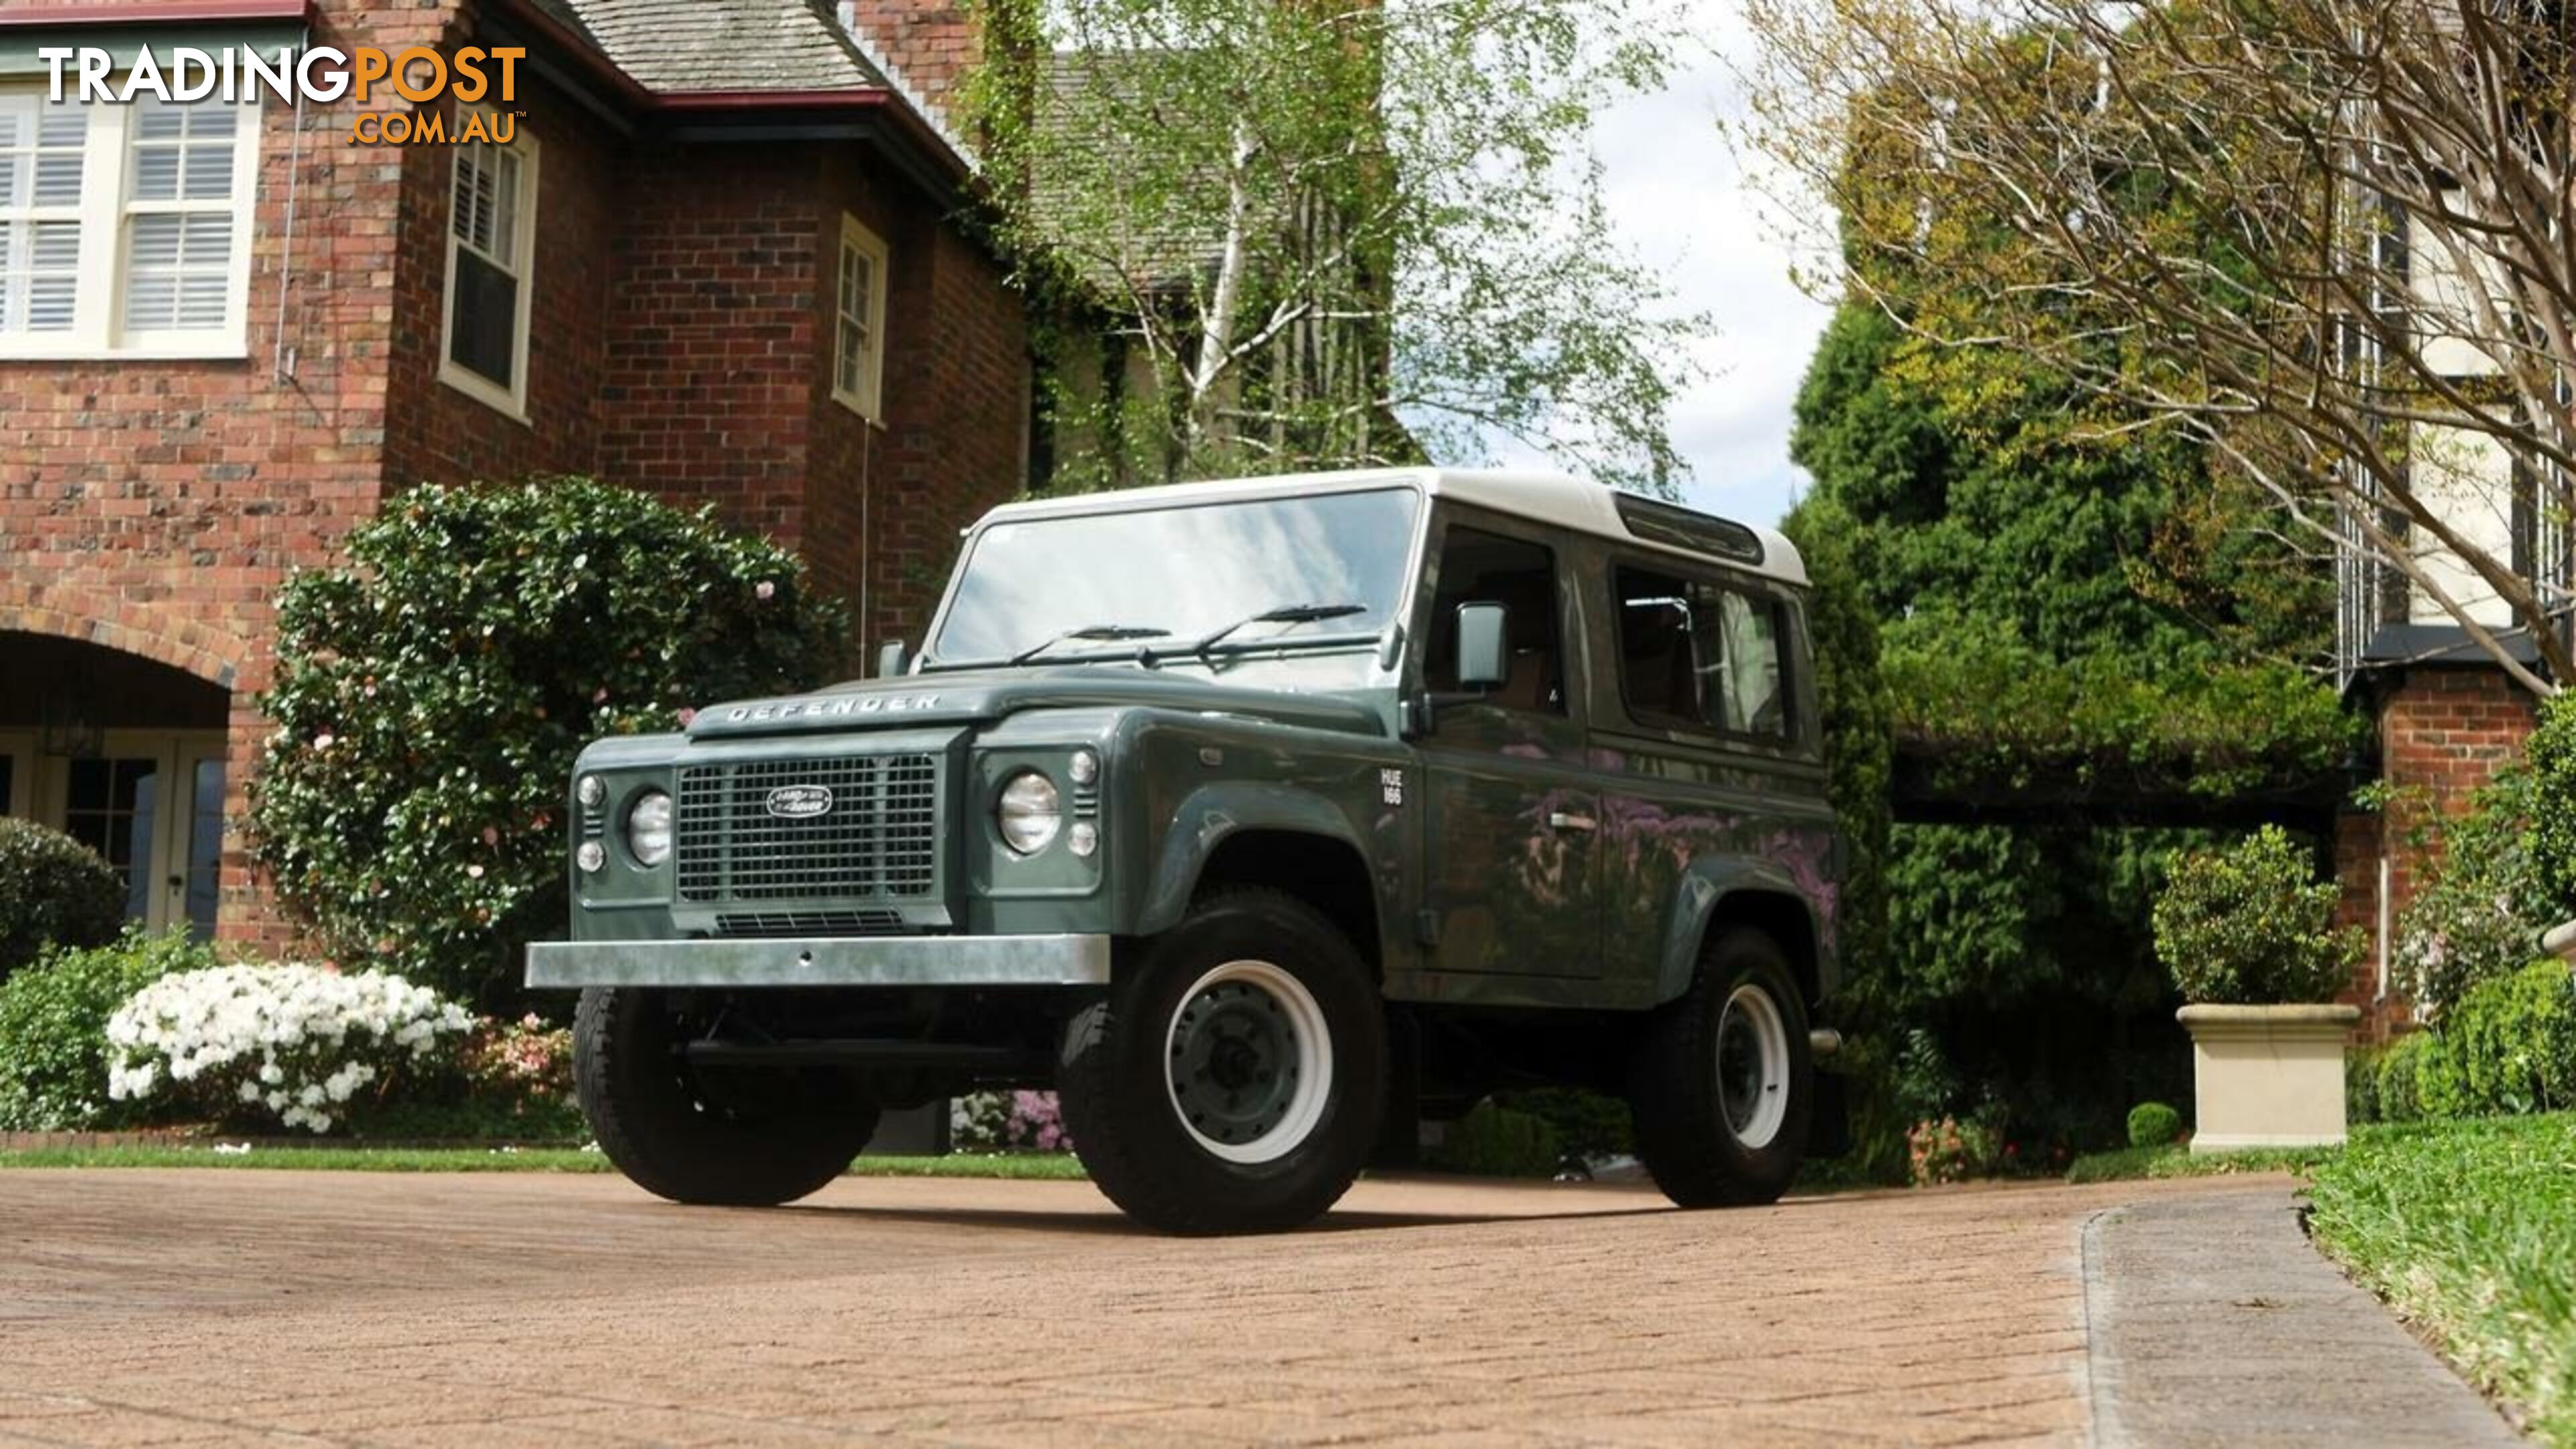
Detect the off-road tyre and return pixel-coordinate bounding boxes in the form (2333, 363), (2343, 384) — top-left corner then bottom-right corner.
(1059, 888), (1386, 1234)
(574, 986), (879, 1206)
(1627, 927), (1813, 1208)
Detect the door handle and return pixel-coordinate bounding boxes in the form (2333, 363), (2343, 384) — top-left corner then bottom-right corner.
(1548, 811), (1598, 833)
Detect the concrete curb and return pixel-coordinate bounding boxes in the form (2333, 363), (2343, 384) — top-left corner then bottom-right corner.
(2082, 1181), (2522, 1446)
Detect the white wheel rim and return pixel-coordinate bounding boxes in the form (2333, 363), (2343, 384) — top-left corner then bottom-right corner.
(1163, 959), (1334, 1165)
(1716, 983), (1790, 1150)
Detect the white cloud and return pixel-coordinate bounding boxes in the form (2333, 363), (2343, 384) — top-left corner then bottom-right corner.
(1485, 0), (1835, 527)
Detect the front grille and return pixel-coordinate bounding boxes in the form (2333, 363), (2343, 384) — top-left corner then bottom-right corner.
(713, 908), (906, 937)
(676, 754), (939, 904)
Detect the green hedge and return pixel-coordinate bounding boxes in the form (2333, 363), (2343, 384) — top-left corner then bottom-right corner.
(0, 928), (216, 1132)
(2357, 961), (2576, 1123)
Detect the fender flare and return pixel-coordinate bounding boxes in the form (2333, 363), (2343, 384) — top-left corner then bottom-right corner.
(1654, 855), (1829, 1006)
(1135, 784), (1377, 938)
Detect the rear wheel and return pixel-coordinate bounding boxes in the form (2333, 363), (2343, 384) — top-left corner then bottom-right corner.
(574, 987), (879, 1206)
(1627, 928), (1813, 1208)
(1059, 889), (1386, 1234)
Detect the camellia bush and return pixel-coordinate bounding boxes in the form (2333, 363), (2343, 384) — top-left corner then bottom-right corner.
(0, 817), (127, 982)
(105, 963), (476, 1134)
(2152, 826), (2362, 1005)
(251, 479), (847, 1005)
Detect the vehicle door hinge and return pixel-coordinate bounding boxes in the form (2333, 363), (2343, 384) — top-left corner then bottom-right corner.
(1413, 908), (1440, 947)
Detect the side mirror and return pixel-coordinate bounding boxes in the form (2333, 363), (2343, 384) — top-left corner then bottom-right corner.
(877, 640), (910, 678)
(1456, 602), (1508, 690)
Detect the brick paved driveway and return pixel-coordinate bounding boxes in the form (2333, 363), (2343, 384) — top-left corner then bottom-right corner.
(0, 1169), (2247, 1447)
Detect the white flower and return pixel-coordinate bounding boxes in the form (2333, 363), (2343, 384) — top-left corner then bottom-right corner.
(107, 962), (474, 1134)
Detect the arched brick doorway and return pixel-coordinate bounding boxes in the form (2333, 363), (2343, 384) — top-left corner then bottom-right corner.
(1, 627), (239, 940)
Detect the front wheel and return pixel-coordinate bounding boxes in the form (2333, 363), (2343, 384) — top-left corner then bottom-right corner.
(574, 987), (879, 1207)
(1058, 889), (1386, 1234)
(1626, 928), (1813, 1208)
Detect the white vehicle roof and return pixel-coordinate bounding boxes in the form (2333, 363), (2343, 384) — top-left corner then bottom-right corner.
(972, 468), (1809, 586)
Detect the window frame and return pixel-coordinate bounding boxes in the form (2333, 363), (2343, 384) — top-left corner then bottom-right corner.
(831, 212), (890, 421)
(437, 103), (539, 421)
(0, 87), (259, 361)
(1606, 557), (1798, 747)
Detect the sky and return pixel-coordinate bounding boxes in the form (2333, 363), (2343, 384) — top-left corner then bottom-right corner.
(1486, 1), (1837, 529)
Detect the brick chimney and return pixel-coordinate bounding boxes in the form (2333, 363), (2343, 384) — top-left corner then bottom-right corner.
(835, 0), (983, 127)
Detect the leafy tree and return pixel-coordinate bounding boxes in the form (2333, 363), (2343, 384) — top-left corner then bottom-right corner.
(251, 480), (846, 1006)
(1786, 227), (2345, 1148)
(967, 0), (1706, 494)
(1745, 0), (2576, 691)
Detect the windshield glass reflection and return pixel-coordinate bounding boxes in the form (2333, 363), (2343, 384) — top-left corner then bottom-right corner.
(929, 488), (1421, 678)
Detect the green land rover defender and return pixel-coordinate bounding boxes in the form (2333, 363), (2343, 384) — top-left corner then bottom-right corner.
(528, 468), (1845, 1233)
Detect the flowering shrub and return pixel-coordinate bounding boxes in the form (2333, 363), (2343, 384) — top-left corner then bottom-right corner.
(464, 1013), (574, 1102)
(105, 964), (475, 1134)
(949, 1089), (1075, 1152)
(0, 929), (216, 1131)
(250, 478), (845, 1006)
(1906, 1114), (2002, 1185)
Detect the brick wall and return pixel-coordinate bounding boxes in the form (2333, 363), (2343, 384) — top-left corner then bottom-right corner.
(2334, 665), (2540, 1039)
(0, 0), (463, 950)
(384, 31), (621, 490)
(809, 150), (1029, 663)
(596, 146), (824, 542)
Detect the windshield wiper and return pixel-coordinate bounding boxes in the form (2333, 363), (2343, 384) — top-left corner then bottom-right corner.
(1191, 602), (1369, 659)
(1010, 623), (1171, 665)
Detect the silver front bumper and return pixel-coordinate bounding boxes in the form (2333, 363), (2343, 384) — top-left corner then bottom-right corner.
(525, 934), (1112, 989)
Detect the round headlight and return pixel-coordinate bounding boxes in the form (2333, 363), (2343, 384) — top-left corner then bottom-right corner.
(998, 771), (1061, 855)
(576, 841), (606, 874)
(626, 790), (674, 867)
(577, 774), (606, 808)
(1068, 749), (1099, 786)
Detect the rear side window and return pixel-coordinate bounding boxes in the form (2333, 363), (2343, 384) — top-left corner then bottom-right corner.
(1613, 565), (1790, 740)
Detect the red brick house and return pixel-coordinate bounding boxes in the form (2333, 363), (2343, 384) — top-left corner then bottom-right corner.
(0, 0), (1029, 949)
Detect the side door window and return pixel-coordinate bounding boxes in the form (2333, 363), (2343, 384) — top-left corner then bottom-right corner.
(1423, 528), (1566, 715)
(1612, 564), (1791, 741)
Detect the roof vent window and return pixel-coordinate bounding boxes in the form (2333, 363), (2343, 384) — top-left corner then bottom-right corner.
(1612, 494), (1765, 567)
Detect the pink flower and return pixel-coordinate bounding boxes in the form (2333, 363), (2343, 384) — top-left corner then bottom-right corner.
(677, 707), (698, 727)
(755, 580), (776, 601)
(313, 732), (335, 751)
(481, 826), (500, 847)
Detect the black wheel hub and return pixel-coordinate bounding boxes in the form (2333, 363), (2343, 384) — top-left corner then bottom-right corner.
(1169, 980), (1299, 1146)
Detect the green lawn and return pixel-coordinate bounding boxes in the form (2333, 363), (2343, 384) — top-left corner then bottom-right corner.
(0, 1144), (1090, 1179)
(2304, 1112), (2576, 1445)
(2063, 1138), (2346, 1184)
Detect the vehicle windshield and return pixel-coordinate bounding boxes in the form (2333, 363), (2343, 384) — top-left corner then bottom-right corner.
(928, 488), (1421, 676)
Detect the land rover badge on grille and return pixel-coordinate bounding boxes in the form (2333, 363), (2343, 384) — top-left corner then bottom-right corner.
(764, 784), (834, 818)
